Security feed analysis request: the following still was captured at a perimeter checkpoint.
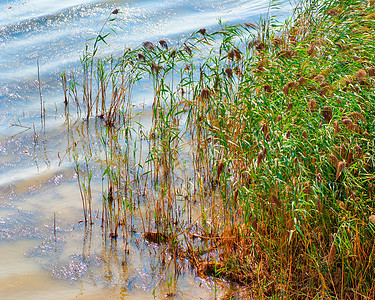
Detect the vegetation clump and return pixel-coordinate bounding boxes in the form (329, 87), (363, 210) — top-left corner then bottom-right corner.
(63, 0), (375, 298)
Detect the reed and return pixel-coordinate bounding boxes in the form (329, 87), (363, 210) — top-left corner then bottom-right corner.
(62, 0), (375, 297)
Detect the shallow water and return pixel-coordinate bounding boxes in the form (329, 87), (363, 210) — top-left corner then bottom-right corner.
(0, 0), (291, 299)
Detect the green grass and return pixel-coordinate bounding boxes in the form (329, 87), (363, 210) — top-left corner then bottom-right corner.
(63, 0), (375, 298)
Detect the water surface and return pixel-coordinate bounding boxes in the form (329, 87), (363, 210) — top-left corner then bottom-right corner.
(0, 0), (291, 298)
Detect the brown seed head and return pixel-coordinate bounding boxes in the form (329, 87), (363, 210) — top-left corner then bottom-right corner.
(227, 49), (235, 60)
(342, 118), (355, 130)
(336, 161), (345, 181)
(309, 99), (317, 112)
(302, 130), (307, 139)
(355, 69), (367, 81)
(277, 115), (282, 122)
(316, 172), (322, 184)
(333, 120), (340, 134)
(143, 41), (154, 50)
(112, 9), (119, 14)
(151, 62), (161, 75)
(355, 145), (363, 158)
(271, 195), (281, 207)
(321, 106), (333, 123)
(255, 42), (265, 51)
(233, 49), (241, 60)
(368, 67), (375, 77)
(199, 28), (206, 35)
(257, 151), (264, 167)
(314, 75), (325, 84)
(200, 88), (210, 100)
(348, 111), (366, 122)
(225, 67), (233, 78)
(307, 42), (316, 56)
(264, 85), (273, 93)
(302, 182), (311, 195)
(298, 76), (307, 86)
(278, 50), (294, 59)
(286, 129), (291, 139)
(282, 84), (289, 96)
(327, 242), (336, 266)
(272, 37), (284, 46)
(137, 53), (145, 61)
(329, 154), (338, 166)
(159, 40), (168, 49)
(217, 160), (225, 179)
(369, 215), (375, 224)
(184, 45), (192, 55)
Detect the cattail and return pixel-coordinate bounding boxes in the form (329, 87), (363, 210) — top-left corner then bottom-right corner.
(199, 28), (206, 35)
(329, 154), (338, 166)
(321, 106), (333, 123)
(333, 120), (340, 134)
(112, 9), (119, 14)
(159, 40), (168, 49)
(336, 161), (345, 181)
(143, 41), (154, 50)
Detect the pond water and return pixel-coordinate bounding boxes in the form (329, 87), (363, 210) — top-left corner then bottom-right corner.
(0, 0), (292, 299)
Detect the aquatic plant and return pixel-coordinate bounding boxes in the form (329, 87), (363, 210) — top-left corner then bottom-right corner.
(62, 0), (375, 297)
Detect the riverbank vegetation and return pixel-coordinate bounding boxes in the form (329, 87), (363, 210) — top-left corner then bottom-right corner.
(62, 0), (375, 298)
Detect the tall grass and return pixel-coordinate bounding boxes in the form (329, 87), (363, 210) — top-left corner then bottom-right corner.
(62, 0), (375, 297)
